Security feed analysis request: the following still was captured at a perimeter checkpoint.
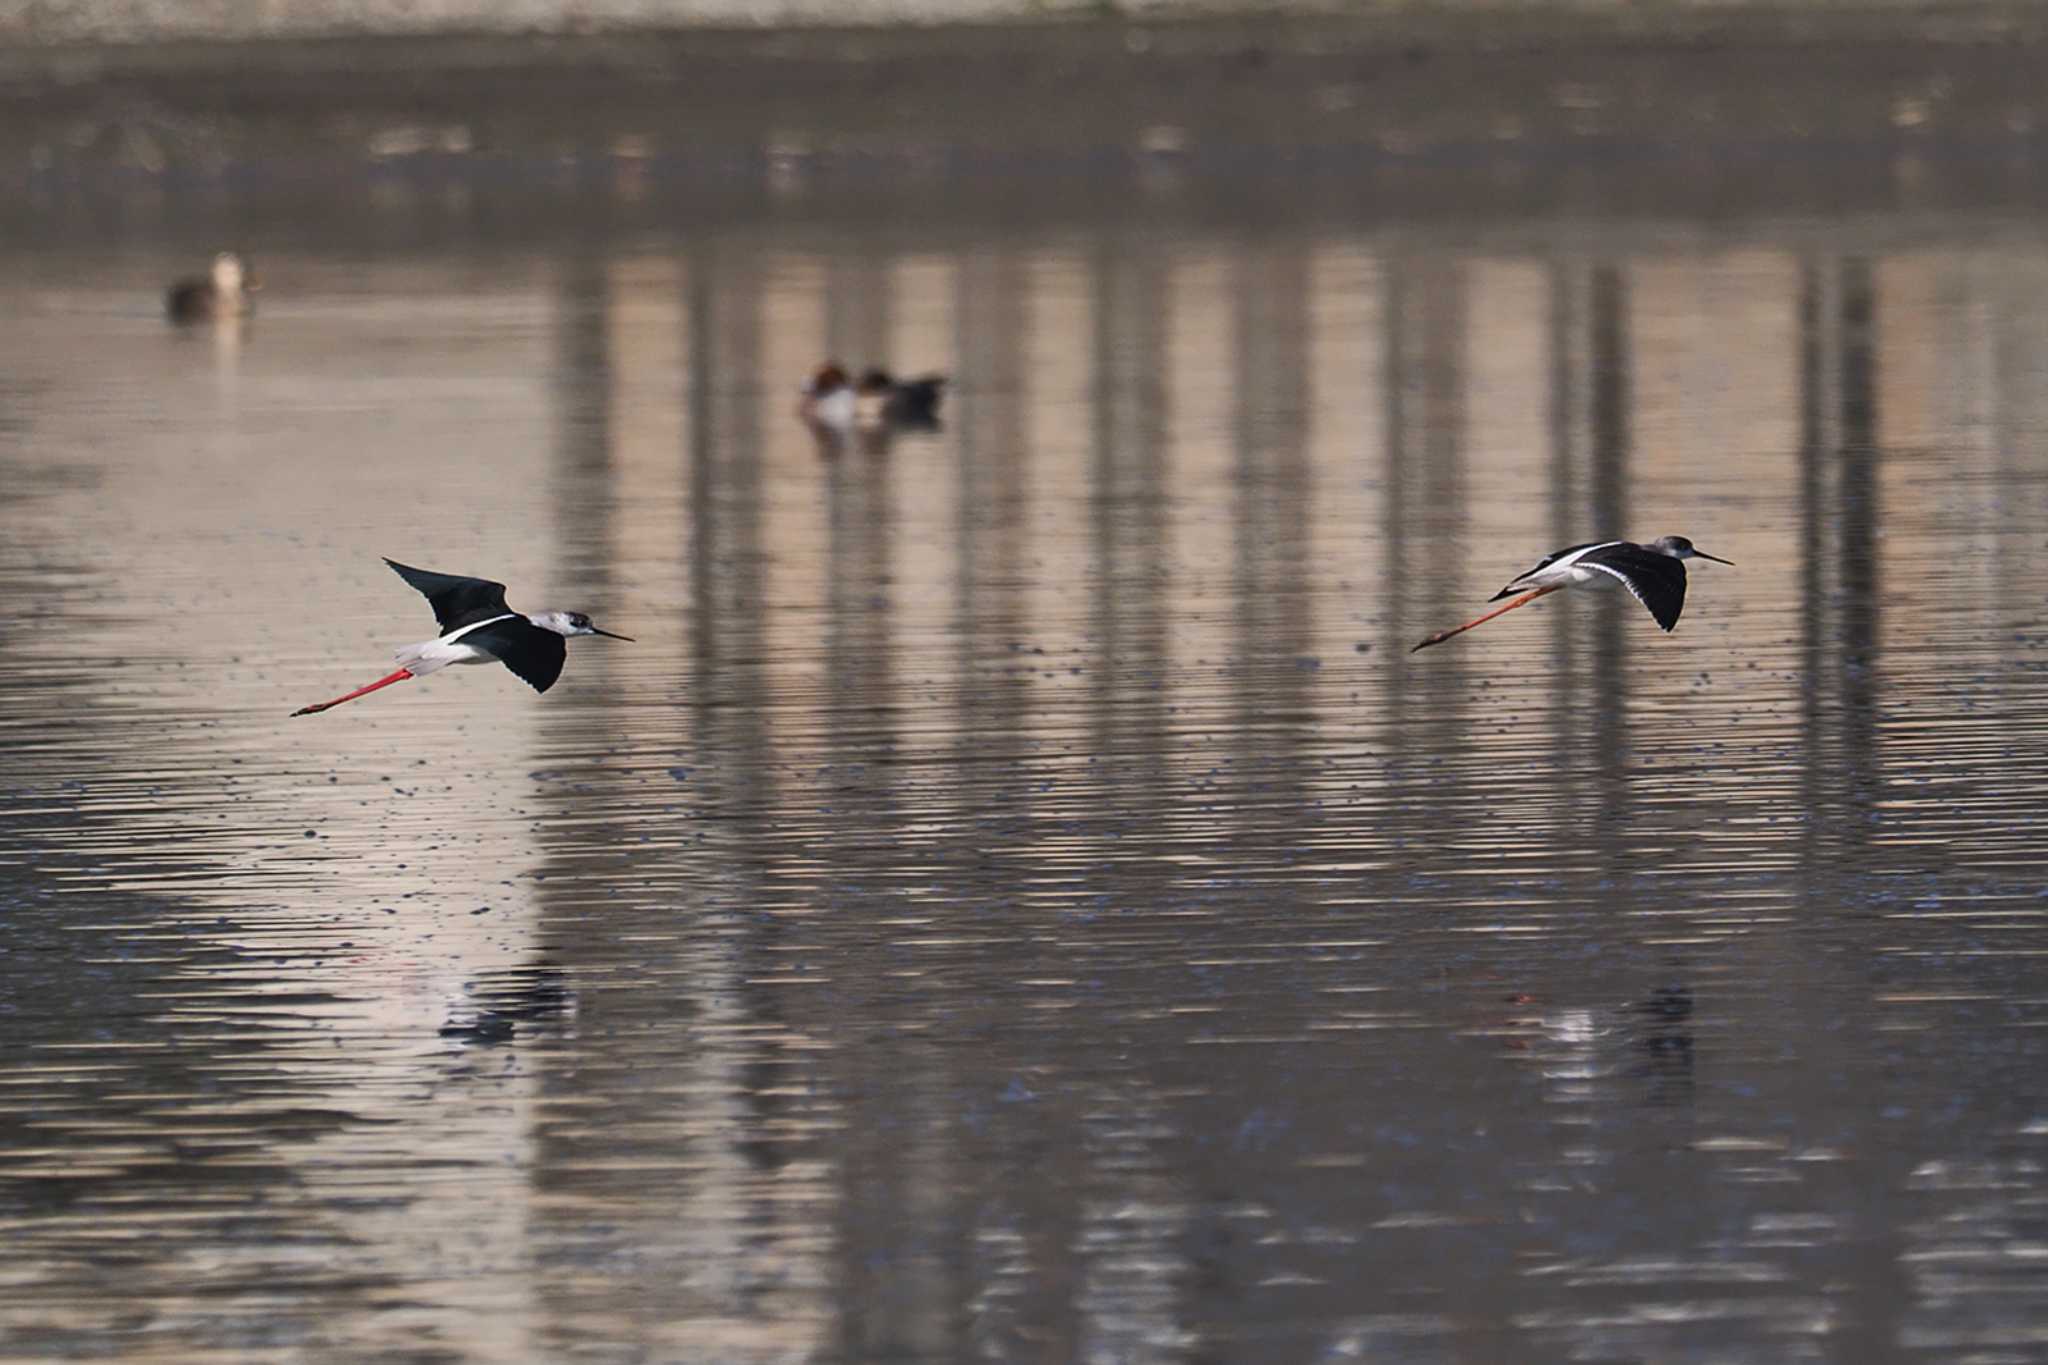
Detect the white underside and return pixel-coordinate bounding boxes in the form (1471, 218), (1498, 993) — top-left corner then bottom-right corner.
(1562, 565), (1623, 589)
(1511, 542), (1625, 592)
(394, 613), (517, 676)
(806, 388), (857, 429)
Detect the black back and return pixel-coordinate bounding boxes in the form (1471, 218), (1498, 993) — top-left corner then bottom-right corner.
(385, 559), (514, 633)
(889, 375), (947, 425)
(1576, 542), (1689, 631)
(460, 617), (568, 693)
(165, 279), (210, 324)
(861, 369), (947, 426)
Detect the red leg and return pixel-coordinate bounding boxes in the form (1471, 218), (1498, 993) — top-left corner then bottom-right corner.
(291, 668), (413, 716)
(1410, 585), (1562, 654)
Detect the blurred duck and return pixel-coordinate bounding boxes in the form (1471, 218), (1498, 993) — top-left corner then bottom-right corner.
(857, 368), (947, 429)
(166, 252), (256, 324)
(799, 362), (859, 430)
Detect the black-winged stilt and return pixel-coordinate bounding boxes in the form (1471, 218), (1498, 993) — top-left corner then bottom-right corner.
(291, 559), (632, 716)
(1410, 535), (1732, 654)
(167, 253), (256, 324)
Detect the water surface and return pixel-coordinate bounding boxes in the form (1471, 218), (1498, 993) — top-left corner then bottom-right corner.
(4, 168), (2048, 1363)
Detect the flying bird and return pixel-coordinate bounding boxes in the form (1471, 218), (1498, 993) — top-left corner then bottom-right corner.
(1411, 536), (1731, 653)
(291, 559), (632, 716)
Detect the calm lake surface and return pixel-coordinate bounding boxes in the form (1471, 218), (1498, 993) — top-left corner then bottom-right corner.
(5, 85), (2048, 1362)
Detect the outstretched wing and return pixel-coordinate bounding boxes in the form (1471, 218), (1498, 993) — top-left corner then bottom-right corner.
(459, 617), (567, 694)
(1575, 542), (1688, 631)
(385, 559), (513, 633)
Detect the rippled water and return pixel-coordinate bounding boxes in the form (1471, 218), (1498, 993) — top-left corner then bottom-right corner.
(5, 172), (2048, 1361)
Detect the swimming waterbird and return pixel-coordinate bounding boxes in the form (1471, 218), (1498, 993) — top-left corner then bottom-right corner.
(800, 361), (948, 431)
(166, 252), (256, 324)
(1411, 536), (1732, 653)
(291, 559), (632, 716)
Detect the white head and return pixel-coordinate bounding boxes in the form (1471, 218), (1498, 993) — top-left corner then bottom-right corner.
(1650, 535), (1733, 565)
(211, 253), (246, 297)
(529, 610), (635, 641)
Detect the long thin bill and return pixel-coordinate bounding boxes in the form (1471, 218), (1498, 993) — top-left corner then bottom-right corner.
(291, 667), (414, 716)
(590, 628), (635, 642)
(1410, 584), (1563, 654)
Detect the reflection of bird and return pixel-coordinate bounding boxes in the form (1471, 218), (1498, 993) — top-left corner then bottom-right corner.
(1630, 983), (1696, 1105)
(166, 252), (256, 324)
(291, 559), (632, 716)
(857, 367), (947, 428)
(441, 965), (576, 1045)
(1412, 536), (1732, 653)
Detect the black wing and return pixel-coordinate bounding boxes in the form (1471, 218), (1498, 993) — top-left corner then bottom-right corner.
(385, 559), (514, 633)
(1575, 542), (1689, 631)
(459, 617), (567, 694)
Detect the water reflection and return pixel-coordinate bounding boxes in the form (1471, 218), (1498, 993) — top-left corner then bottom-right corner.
(3, 181), (2048, 1361)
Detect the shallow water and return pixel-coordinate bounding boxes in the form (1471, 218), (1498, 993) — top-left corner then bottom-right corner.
(5, 178), (2048, 1363)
